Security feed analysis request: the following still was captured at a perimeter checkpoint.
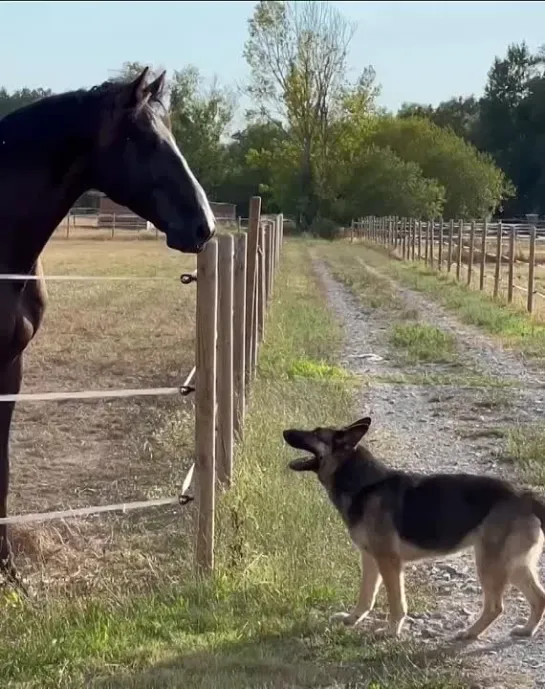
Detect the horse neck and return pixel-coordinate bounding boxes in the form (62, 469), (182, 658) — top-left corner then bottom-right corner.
(0, 102), (92, 274)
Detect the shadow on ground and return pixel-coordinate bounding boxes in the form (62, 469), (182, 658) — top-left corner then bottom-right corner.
(90, 625), (473, 689)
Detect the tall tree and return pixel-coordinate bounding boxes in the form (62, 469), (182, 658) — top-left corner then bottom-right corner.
(219, 120), (286, 215)
(398, 97), (479, 142)
(244, 0), (357, 227)
(476, 41), (543, 214)
(372, 116), (512, 218)
(169, 65), (235, 198)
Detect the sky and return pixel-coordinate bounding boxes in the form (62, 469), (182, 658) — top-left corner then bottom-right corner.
(1, 0), (545, 116)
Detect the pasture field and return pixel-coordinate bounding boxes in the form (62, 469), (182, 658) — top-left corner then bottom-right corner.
(11, 238), (198, 593)
(399, 233), (545, 319)
(52, 215), (240, 241)
(453, 235), (545, 318)
(0, 238), (466, 689)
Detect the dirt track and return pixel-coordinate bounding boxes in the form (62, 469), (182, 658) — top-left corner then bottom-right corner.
(316, 254), (545, 688)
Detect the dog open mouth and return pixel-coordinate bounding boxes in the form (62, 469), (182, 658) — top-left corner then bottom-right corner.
(287, 455), (319, 472)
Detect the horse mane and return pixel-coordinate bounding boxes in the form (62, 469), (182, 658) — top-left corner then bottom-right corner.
(86, 77), (168, 117)
(0, 75), (168, 153)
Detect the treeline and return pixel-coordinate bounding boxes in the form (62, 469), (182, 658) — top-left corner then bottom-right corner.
(398, 42), (545, 219)
(1, 2), (532, 232)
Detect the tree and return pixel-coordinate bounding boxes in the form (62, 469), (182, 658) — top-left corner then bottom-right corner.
(169, 65), (235, 199)
(476, 42), (545, 215)
(219, 120), (287, 215)
(0, 87), (52, 119)
(371, 116), (512, 218)
(341, 145), (446, 220)
(244, 0), (358, 227)
(330, 86), (444, 220)
(111, 61), (163, 83)
(512, 73), (545, 214)
(398, 97), (479, 142)
(398, 102), (435, 120)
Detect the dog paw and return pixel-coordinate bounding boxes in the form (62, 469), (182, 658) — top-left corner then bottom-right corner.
(373, 624), (401, 639)
(454, 629), (479, 642)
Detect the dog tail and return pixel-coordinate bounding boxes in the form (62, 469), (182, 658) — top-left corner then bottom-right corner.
(530, 495), (545, 531)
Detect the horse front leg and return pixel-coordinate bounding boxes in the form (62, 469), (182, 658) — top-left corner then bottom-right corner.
(0, 355), (23, 587)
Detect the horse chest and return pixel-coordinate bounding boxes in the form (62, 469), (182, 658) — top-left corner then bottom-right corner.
(0, 283), (45, 364)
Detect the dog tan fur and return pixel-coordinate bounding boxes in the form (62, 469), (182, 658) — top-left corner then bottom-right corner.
(283, 417), (545, 640)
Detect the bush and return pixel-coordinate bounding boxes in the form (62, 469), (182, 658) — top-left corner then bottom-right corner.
(309, 216), (340, 240)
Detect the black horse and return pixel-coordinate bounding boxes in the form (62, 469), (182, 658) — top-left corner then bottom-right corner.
(0, 68), (215, 584)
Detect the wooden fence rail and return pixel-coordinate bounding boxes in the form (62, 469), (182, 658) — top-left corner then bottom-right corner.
(347, 216), (545, 316)
(194, 197), (283, 574)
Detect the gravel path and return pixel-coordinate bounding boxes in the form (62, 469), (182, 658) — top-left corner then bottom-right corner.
(314, 257), (545, 689)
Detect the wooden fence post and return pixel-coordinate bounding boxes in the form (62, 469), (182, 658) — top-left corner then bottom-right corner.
(195, 239), (218, 575)
(528, 226), (536, 313)
(257, 222), (266, 342)
(266, 220), (273, 305)
(245, 197), (261, 386)
(507, 225), (516, 304)
(479, 219), (487, 291)
(424, 220), (429, 264)
(271, 219), (277, 297)
(438, 218), (444, 270)
(456, 219), (463, 281)
(216, 234), (234, 488)
(467, 221), (475, 286)
(277, 213), (283, 269)
(447, 219), (454, 273)
(418, 220), (422, 260)
(411, 219), (416, 260)
(429, 219), (435, 268)
(493, 222), (502, 298)
(233, 233), (247, 437)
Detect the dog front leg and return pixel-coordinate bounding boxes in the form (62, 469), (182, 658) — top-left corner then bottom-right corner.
(330, 551), (382, 627)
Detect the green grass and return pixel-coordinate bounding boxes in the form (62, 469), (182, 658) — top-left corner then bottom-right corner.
(389, 323), (458, 364)
(504, 424), (545, 486)
(0, 240), (467, 689)
(330, 241), (545, 361)
(370, 371), (514, 388)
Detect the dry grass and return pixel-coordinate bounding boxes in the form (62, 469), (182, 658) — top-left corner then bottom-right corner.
(10, 239), (197, 594)
(52, 215), (240, 241)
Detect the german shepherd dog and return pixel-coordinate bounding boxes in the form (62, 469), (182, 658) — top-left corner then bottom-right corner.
(283, 416), (545, 640)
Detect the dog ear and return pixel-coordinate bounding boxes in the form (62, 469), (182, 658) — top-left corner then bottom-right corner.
(288, 456), (319, 472)
(333, 417), (371, 450)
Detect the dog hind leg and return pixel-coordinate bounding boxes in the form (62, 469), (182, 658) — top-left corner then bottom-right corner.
(330, 551), (382, 627)
(373, 554), (407, 638)
(509, 531), (545, 637)
(510, 565), (545, 637)
(457, 545), (507, 641)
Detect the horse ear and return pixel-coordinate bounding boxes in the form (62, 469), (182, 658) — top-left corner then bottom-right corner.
(121, 68), (150, 108)
(145, 71), (166, 100)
